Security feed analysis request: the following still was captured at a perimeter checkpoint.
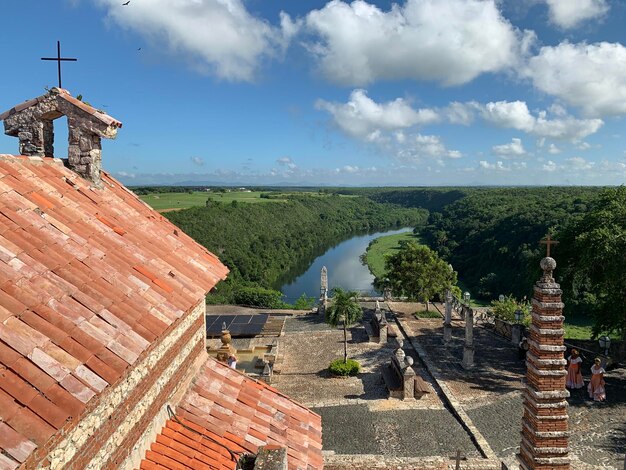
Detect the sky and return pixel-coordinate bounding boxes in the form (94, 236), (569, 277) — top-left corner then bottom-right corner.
(1, 0), (626, 186)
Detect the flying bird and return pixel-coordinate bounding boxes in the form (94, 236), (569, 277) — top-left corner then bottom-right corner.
(122, 1), (130, 5)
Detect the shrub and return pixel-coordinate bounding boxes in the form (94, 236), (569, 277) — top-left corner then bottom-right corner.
(292, 293), (316, 310)
(415, 310), (441, 319)
(233, 287), (284, 308)
(328, 358), (360, 376)
(490, 295), (530, 325)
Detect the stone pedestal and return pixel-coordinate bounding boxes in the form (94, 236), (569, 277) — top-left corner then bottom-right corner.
(378, 311), (388, 344)
(402, 361), (416, 401)
(444, 290), (453, 343)
(215, 329), (236, 364)
(518, 257), (570, 470)
(461, 307), (474, 369)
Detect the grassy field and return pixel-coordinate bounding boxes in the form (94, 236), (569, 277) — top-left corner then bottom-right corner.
(139, 191), (285, 211)
(563, 316), (595, 340)
(364, 231), (422, 279)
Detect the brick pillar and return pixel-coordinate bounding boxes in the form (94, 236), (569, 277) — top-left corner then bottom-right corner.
(518, 257), (570, 470)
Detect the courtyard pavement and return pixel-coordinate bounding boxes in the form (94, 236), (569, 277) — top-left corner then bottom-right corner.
(388, 301), (626, 469)
(273, 304), (485, 461)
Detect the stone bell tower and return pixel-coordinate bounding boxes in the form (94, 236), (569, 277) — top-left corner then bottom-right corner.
(0, 87), (122, 185)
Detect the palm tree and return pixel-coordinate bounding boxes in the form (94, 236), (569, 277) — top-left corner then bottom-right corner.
(325, 287), (363, 363)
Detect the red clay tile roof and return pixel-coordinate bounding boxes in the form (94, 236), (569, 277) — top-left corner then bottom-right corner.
(140, 358), (323, 470)
(0, 155), (228, 467)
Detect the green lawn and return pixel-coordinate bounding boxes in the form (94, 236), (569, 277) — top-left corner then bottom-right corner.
(139, 191), (286, 210)
(364, 231), (422, 279)
(563, 316), (595, 340)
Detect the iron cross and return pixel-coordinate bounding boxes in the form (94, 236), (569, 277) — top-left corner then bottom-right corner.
(41, 41), (77, 89)
(540, 233), (559, 257)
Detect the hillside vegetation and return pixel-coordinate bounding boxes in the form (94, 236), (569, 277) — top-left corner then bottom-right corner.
(165, 194), (428, 302)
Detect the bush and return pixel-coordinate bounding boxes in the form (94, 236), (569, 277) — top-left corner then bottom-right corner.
(490, 295), (530, 325)
(328, 358), (360, 376)
(233, 287), (284, 308)
(292, 293), (316, 310)
(415, 310), (441, 319)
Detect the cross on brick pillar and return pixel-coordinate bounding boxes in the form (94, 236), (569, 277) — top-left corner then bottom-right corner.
(518, 256), (570, 470)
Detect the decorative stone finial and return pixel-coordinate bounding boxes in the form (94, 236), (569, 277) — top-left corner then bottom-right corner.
(540, 256), (556, 282)
(395, 348), (406, 362)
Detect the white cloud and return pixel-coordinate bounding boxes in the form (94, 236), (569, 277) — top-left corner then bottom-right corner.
(476, 100), (603, 141)
(492, 138), (526, 157)
(482, 101), (535, 132)
(479, 160), (509, 171)
(315, 89), (439, 139)
(191, 156), (204, 166)
(542, 160), (557, 172)
(526, 42), (626, 117)
(565, 156), (595, 171)
(544, 0), (608, 29)
(304, 0), (531, 86)
(95, 0), (297, 81)
(577, 142), (591, 150)
(547, 144), (561, 155)
(445, 101), (476, 125)
(277, 156), (297, 169)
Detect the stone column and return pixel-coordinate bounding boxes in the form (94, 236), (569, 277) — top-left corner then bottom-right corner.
(518, 257), (570, 470)
(461, 306), (474, 369)
(443, 290), (453, 343)
(378, 310), (388, 344)
(320, 266), (328, 313)
(403, 356), (416, 400)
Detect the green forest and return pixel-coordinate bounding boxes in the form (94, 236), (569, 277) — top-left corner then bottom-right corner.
(164, 194), (427, 304)
(148, 184), (625, 338)
(368, 186), (624, 338)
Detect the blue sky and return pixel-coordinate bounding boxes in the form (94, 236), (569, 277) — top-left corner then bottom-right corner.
(1, 0), (626, 186)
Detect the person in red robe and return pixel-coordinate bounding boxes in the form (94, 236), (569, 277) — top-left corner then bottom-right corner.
(566, 349), (584, 389)
(587, 358), (606, 401)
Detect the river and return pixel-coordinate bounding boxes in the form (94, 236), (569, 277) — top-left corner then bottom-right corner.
(279, 227), (412, 301)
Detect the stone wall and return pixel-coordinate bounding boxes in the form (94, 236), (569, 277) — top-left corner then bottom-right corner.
(22, 301), (206, 470)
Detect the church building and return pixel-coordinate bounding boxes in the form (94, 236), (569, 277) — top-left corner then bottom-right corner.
(0, 88), (323, 470)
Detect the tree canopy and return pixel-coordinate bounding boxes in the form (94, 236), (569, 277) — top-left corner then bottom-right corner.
(558, 186), (626, 339)
(385, 241), (457, 309)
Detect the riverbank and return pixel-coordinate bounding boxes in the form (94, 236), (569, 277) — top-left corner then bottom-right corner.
(363, 230), (422, 279)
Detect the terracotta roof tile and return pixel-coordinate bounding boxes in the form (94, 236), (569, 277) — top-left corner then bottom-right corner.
(6, 407), (55, 446)
(140, 358), (322, 470)
(0, 388), (21, 422)
(0, 154), (228, 463)
(0, 422), (37, 463)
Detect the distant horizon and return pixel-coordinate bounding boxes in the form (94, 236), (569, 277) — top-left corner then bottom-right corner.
(124, 180), (615, 189)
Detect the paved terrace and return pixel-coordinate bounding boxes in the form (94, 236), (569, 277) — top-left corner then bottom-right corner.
(389, 301), (626, 470)
(272, 303), (486, 465)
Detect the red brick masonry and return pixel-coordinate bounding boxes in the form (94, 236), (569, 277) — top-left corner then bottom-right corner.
(518, 257), (570, 470)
